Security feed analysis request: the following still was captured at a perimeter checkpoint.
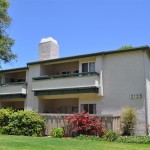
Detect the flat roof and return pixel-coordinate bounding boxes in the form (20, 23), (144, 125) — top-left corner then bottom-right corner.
(0, 45), (149, 73)
(0, 67), (28, 73)
(27, 45), (150, 66)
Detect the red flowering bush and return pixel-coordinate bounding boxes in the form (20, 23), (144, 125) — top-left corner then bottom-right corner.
(64, 112), (104, 137)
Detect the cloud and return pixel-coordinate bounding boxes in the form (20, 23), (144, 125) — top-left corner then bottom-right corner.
(40, 37), (58, 44)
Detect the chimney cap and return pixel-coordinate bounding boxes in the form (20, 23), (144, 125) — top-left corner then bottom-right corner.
(40, 37), (58, 44)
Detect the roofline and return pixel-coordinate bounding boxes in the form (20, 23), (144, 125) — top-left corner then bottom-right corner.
(27, 45), (150, 66)
(0, 67), (28, 73)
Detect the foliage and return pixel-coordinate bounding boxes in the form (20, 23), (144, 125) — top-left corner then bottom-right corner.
(119, 45), (133, 50)
(0, 108), (13, 127)
(75, 134), (104, 141)
(0, 0), (17, 67)
(2, 110), (45, 137)
(121, 107), (137, 136)
(103, 130), (119, 142)
(50, 128), (64, 138)
(117, 136), (150, 144)
(64, 112), (104, 137)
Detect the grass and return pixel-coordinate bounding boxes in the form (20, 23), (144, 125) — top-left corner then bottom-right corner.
(0, 135), (149, 150)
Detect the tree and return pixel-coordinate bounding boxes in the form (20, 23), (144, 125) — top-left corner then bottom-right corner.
(0, 0), (17, 67)
(119, 45), (133, 50)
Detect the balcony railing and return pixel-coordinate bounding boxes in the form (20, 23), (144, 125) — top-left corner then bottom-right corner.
(0, 82), (27, 86)
(32, 72), (99, 80)
(0, 82), (27, 98)
(32, 72), (101, 95)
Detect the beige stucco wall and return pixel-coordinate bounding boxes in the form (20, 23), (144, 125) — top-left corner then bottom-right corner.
(143, 51), (150, 135)
(24, 65), (40, 110)
(26, 51), (148, 135)
(98, 51), (146, 135)
(79, 94), (101, 113)
(78, 51), (147, 135)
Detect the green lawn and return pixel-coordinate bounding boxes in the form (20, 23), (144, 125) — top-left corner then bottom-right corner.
(0, 135), (149, 150)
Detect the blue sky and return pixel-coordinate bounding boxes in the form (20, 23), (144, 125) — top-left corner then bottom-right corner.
(3, 0), (150, 69)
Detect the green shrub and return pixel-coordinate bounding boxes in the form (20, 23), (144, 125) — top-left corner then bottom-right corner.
(103, 130), (119, 142)
(50, 128), (64, 138)
(0, 108), (13, 127)
(121, 107), (137, 136)
(3, 110), (45, 137)
(117, 136), (150, 144)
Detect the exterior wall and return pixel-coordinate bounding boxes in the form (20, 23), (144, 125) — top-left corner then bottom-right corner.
(143, 52), (150, 135)
(79, 57), (96, 73)
(98, 51), (146, 135)
(79, 94), (101, 113)
(24, 65), (40, 110)
(79, 57), (103, 96)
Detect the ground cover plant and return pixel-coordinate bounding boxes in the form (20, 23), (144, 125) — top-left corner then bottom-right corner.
(76, 133), (150, 145)
(0, 135), (150, 150)
(117, 136), (150, 144)
(103, 130), (119, 142)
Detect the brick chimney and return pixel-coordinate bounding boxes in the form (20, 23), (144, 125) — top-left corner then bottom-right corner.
(38, 37), (59, 61)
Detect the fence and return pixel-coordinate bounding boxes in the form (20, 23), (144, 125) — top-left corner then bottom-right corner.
(41, 113), (121, 135)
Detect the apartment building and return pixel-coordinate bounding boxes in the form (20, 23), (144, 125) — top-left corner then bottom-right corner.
(0, 37), (150, 135)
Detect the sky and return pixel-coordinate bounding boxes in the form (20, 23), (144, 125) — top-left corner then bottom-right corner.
(2, 0), (150, 69)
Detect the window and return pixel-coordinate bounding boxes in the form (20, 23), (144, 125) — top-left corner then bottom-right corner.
(82, 63), (88, 72)
(89, 62), (95, 72)
(82, 62), (95, 72)
(81, 104), (96, 114)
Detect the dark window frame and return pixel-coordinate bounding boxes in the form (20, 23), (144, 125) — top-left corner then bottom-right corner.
(80, 104), (96, 114)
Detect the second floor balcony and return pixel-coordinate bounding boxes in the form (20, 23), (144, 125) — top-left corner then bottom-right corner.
(32, 72), (102, 96)
(0, 82), (27, 99)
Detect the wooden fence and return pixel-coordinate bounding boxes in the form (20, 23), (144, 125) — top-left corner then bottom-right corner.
(41, 114), (121, 135)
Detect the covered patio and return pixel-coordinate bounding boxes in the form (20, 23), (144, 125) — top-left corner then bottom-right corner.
(38, 98), (79, 114)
